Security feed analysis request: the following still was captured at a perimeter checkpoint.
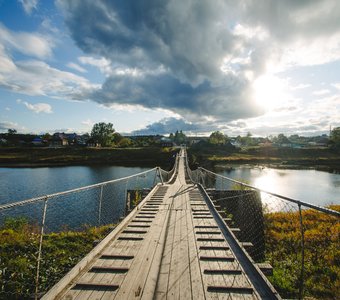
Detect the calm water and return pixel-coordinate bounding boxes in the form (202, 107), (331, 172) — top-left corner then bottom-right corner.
(0, 166), (150, 204)
(1, 165), (339, 207)
(215, 166), (340, 207)
(0, 166), (339, 230)
(0, 166), (153, 231)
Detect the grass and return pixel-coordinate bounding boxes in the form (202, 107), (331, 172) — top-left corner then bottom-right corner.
(0, 218), (113, 299)
(0, 147), (178, 169)
(265, 205), (340, 299)
(188, 146), (340, 171)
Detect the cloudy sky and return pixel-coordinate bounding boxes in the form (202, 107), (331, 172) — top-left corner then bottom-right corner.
(0, 0), (339, 136)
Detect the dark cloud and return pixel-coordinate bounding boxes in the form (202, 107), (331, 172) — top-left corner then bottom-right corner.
(58, 0), (340, 122)
(87, 73), (260, 121)
(132, 118), (216, 135)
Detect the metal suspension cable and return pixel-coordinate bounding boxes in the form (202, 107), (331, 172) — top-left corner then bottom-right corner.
(0, 167), (158, 211)
(199, 167), (340, 217)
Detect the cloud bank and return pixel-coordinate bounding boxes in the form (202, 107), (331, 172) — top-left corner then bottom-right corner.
(57, 0), (340, 125)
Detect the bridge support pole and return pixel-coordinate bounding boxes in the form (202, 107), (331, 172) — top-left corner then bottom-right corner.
(157, 167), (164, 185)
(35, 196), (48, 300)
(298, 204), (305, 300)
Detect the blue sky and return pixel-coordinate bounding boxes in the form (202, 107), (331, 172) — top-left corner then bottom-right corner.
(0, 0), (339, 136)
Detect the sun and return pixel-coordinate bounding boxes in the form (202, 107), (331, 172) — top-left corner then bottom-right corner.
(253, 74), (287, 110)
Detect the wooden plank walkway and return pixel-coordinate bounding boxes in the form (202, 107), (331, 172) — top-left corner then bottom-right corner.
(42, 149), (280, 299)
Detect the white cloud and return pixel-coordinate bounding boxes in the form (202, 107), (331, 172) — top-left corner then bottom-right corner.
(17, 99), (53, 114)
(332, 83), (340, 90)
(67, 62), (87, 73)
(0, 120), (25, 133)
(291, 83), (311, 90)
(279, 33), (340, 69)
(312, 89), (331, 96)
(81, 119), (94, 127)
(78, 56), (112, 76)
(0, 45), (98, 98)
(18, 0), (38, 15)
(0, 23), (53, 59)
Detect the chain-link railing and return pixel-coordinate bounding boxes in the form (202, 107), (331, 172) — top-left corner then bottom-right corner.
(189, 166), (339, 299)
(0, 166), (172, 299)
(159, 153), (179, 184)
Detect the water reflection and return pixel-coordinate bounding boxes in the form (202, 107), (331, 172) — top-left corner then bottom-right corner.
(0, 166), (157, 231)
(216, 166), (340, 208)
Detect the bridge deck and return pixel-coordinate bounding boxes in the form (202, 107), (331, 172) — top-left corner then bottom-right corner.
(43, 150), (279, 299)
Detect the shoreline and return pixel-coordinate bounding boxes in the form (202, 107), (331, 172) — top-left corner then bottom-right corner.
(0, 160), (164, 169)
(0, 147), (177, 169)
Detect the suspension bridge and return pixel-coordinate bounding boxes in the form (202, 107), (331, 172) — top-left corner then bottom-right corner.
(0, 148), (339, 299)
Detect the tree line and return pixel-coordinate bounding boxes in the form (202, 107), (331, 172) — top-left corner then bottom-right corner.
(2, 123), (340, 149)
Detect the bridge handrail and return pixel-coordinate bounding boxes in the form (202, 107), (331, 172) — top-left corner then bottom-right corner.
(198, 167), (340, 218)
(0, 167), (158, 211)
(183, 149), (196, 183)
(164, 153), (180, 183)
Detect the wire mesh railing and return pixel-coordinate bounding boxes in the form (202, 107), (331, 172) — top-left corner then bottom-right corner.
(0, 166), (171, 299)
(189, 166), (340, 299)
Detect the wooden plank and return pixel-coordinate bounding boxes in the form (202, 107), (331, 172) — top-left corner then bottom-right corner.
(186, 189), (206, 300)
(42, 184), (163, 300)
(70, 239), (133, 300)
(154, 195), (176, 299)
(141, 187), (173, 299)
(110, 204), (169, 299)
(179, 203), (192, 300)
(167, 209), (181, 299)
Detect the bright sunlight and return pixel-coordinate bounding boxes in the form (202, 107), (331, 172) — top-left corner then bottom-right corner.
(253, 74), (288, 110)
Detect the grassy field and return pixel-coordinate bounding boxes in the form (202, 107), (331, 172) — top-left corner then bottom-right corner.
(0, 147), (177, 169)
(0, 206), (338, 299)
(265, 205), (340, 299)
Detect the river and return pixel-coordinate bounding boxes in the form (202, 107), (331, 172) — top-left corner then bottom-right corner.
(0, 166), (150, 205)
(1, 165), (339, 207)
(0, 165), (339, 231)
(214, 165), (340, 207)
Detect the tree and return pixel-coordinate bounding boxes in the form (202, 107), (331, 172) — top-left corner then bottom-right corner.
(330, 127), (340, 148)
(118, 137), (133, 148)
(172, 130), (187, 144)
(276, 133), (290, 145)
(90, 122), (115, 147)
(7, 129), (17, 135)
(209, 131), (227, 145)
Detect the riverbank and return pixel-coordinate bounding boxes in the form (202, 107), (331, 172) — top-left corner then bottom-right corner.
(188, 146), (340, 172)
(0, 147), (178, 169)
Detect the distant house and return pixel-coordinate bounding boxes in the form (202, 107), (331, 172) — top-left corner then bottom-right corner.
(76, 134), (90, 146)
(64, 133), (78, 145)
(51, 133), (68, 147)
(160, 137), (174, 148)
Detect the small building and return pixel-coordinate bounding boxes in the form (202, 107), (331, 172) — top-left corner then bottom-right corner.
(31, 137), (44, 146)
(160, 137), (174, 148)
